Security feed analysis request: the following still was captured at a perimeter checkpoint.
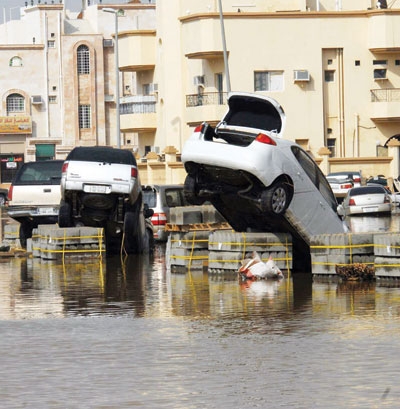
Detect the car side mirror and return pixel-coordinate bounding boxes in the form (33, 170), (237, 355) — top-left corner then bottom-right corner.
(337, 204), (344, 217)
(143, 203), (154, 219)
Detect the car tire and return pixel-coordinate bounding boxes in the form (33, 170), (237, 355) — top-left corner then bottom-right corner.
(58, 201), (73, 227)
(19, 221), (33, 248)
(184, 175), (206, 206)
(0, 194), (6, 207)
(260, 182), (289, 215)
(123, 210), (141, 254)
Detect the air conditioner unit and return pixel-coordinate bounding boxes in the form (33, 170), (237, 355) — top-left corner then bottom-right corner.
(149, 83), (158, 93)
(293, 70), (310, 82)
(31, 95), (42, 104)
(193, 75), (205, 86)
(103, 39), (114, 48)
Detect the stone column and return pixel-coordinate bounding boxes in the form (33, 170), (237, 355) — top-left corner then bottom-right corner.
(317, 146), (331, 175)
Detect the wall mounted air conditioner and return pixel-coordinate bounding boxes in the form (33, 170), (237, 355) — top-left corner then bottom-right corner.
(293, 70), (310, 82)
(103, 39), (114, 48)
(31, 95), (42, 104)
(193, 75), (205, 86)
(149, 83), (158, 93)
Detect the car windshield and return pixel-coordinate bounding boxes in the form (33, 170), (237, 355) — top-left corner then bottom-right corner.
(67, 147), (136, 166)
(350, 186), (384, 196)
(142, 188), (157, 208)
(15, 161), (63, 185)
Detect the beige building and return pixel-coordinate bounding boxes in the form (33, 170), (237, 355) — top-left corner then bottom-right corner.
(1, 0), (400, 185)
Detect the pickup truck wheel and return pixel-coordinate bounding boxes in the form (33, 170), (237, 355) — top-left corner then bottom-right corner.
(0, 194), (6, 207)
(123, 210), (141, 254)
(184, 175), (206, 205)
(58, 201), (72, 228)
(260, 182), (289, 215)
(19, 222), (33, 248)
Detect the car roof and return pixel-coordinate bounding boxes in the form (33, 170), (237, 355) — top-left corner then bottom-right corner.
(349, 186), (386, 196)
(221, 92), (286, 137)
(66, 146), (137, 165)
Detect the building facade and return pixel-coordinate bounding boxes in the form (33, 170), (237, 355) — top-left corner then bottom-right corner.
(1, 0), (400, 185)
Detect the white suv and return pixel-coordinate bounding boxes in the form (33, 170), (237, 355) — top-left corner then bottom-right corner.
(59, 146), (153, 253)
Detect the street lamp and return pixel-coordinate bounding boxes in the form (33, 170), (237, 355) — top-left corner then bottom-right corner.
(218, 0), (231, 93)
(103, 8), (121, 148)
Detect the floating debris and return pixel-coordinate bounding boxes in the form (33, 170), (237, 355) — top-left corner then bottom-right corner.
(335, 263), (375, 281)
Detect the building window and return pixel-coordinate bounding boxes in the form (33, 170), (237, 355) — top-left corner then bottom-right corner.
(6, 93), (25, 114)
(9, 56), (23, 67)
(77, 45), (90, 74)
(327, 138), (336, 157)
(254, 71), (284, 92)
(374, 68), (387, 80)
(373, 60), (387, 65)
(327, 59), (333, 65)
(49, 96), (57, 104)
(325, 70), (335, 82)
(48, 40), (55, 48)
(396, 60), (400, 66)
(355, 60), (360, 66)
(79, 105), (91, 129)
(36, 144), (55, 161)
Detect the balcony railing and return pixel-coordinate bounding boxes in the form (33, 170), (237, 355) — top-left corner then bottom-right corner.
(120, 95), (156, 115)
(371, 88), (400, 102)
(186, 92), (228, 107)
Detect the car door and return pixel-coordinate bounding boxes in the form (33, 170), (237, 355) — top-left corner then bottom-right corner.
(288, 147), (345, 239)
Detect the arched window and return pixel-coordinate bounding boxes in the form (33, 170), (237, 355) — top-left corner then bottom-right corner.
(77, 44), (90, 74)
(6, 93), (25, 114)
(9, 56), (23, 67)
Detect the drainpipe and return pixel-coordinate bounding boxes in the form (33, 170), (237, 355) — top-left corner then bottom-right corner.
(338, 48), (345, 156)
(354, 113), (359, 157)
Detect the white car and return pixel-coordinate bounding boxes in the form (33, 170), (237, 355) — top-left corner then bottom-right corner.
(181, 92), (346, 247)
(326, 175), (354, 201)
(338, 185), (392, 216)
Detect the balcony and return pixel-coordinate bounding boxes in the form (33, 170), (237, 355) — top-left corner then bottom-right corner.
(118, 30), (156, 71)
(368, 14), (400, 53)
(370, 88), (400, 122)
(120, 95), (157, 131)
(185, 92), (228, 126)
(181, 17), (224, 60)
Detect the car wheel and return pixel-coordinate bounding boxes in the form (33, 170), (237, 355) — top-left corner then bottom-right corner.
(123, 210), (141, 254)
(19, 221), (33, 248)
(0, 194), (5, 207)
(184, 175), (206, 206)
(260, 182), (289, 215)
(58, 201), (72, 227)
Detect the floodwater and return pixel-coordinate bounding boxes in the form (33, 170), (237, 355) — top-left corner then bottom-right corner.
(1, 214), (400, 408)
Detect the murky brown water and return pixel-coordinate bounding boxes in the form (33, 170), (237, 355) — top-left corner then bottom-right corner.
(0, 213), (400, 408)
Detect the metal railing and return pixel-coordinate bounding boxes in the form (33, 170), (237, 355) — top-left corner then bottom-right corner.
(186, 92), (228, 107)
(120, 95), (156, 115)
(371, 88), (400, 102)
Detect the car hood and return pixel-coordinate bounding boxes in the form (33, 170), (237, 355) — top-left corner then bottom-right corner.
(218, 92), (286, 137)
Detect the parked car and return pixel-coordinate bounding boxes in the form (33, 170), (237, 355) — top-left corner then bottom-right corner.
(7, 160), (64, 246)
(327, 171), (364, 187)
(181, 92), (346, 249)
(0, 187), (8, 206)
(326, 175), (354, 202)
(366, 175), (389, 188)
(59, 146), (153, 254)
(337, 185), (392, 216)
(142, 184), (189, 241)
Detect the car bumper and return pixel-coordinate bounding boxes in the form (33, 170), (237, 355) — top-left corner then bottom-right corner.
(7, 206), (59, 219)
(347, 203), (392, 215)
